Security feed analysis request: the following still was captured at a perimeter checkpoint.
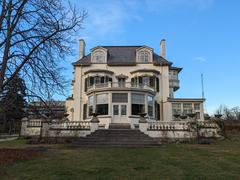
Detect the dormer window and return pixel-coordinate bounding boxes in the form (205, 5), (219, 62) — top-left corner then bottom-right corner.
(138, 50), (150, 63)
(92, 50), (105, 63)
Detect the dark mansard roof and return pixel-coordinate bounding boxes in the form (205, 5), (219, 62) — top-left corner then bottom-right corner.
(73, 46), (173, 67)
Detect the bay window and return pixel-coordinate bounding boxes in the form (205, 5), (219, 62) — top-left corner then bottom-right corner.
(96, 93), (108, 115)
(131, 93), (145, 115)
(88, 95), (93, 116)
(147, 95), (153, 117)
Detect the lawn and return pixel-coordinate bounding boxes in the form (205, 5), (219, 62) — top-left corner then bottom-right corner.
(0, 138), (240, 180)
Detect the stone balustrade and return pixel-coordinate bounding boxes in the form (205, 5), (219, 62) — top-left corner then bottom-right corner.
(27, 120), (42, 127)
(50, 121), (91, 130)
(148, 121), (189, 131)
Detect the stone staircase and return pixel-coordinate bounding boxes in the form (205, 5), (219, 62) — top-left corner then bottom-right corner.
(73, 128), (161, 147)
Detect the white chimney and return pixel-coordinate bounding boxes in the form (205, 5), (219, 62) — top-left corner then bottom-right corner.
(160, 39), (166, 58)
(79, 39), (85, 59)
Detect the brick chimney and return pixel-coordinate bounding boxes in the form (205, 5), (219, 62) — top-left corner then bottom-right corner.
(160, 39), (166, 58)
(79, 39), (85, 59)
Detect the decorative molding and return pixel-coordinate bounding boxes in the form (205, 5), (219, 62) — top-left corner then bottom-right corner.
(130, 69), (160, 75)
(84, 69), (114, 75)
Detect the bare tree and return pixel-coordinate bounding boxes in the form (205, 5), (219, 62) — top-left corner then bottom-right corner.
(215, 105), (240, 120)
(0, 0), (87, 97)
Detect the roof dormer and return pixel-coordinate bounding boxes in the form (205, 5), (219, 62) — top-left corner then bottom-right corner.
(91, 46), (108, 63)
(136, 46), (153, 63)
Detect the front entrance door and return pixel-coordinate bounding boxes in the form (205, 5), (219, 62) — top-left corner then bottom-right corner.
(112, 103), (127, 123)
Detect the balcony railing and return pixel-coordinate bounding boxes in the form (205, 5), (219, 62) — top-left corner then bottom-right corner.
(87, 82), (155, 92)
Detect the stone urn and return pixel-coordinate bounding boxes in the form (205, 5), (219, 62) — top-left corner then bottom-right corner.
(180, 115), (187, 120)
(214, 114), (222, 119)
(90, 112), (100, 123)
(204, 114), (211, 120)
(188, 113), (196, 118)
(173, 114), (180, 121)
(139, 113), (147, 123)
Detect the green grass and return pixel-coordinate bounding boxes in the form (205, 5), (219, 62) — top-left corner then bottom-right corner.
(0, 138), (27, 148)
(1, 138), (240, 180)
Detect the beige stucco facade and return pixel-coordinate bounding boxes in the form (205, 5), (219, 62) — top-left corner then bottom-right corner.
(66, 40), (205, 128)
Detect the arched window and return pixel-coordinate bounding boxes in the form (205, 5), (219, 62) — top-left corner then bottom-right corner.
(138, 50), (150, 63)
(92, 51), (105, 63)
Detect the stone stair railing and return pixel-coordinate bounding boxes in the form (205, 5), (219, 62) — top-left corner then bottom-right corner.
(148, 121), (189, 131)
(49, 121), (91, 130)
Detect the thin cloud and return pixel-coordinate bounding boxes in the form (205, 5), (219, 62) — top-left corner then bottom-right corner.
(194, 56), (207, 62)
(144, 0), (214, 12)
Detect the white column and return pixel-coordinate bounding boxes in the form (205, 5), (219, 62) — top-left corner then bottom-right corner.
(128, 92), (131, 117)
(109, 92), (112, 116)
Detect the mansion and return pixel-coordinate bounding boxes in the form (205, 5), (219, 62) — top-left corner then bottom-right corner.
(65, 39), (205, 128)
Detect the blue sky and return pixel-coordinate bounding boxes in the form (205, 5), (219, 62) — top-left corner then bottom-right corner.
(64, 0), (240, 114)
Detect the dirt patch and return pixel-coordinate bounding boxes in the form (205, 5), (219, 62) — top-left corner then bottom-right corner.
(0, 148), (42, 167)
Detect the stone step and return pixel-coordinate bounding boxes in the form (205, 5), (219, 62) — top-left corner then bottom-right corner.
(108, 123), (131, 129)
(73, 129), (161, 147)
(74, 141), (160, 145)
(77, 138), (156, 142)
(86, 133), (153, 138)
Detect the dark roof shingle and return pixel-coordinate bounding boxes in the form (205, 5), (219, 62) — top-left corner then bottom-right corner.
(73, 46), (172, 66)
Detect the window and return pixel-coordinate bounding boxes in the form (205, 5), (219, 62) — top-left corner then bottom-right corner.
(147, 96), (153, 117)
(155, 102), (160, 120)
(121, 105), (127, 115)
(196, 112), (200, 119)
(113, 105), (119, 115)
(112, 93), (128, 103)
(132, 93), (145, 115)
(118, 78), (125, 87)
(183, 103), (192, 115)
(85, 76), (112, 90)
(92, 51), (105, 63)
(172, 103), (181, 115)
(138, 50), (150, 63)
(88, 96), (94, 116)
(96, 94), (108, 115)
(142, 76), (150, 85)
(83, 104), (87, 120)
(194, 103), (200, 110)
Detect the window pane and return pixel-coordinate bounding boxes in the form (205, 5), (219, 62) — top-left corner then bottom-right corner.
(96, 94), (108, 104)
(194, 103), (200, 110)
(142, 76), (149, 85)
(196, 112), (200, 119)
(121, 105), (127, 115)
(96, 104), (108, 115)
(132, 104), (145, 115)
(147, 96), (153, 106)
(93, 51), (105, 63)
(83, 104), (87, 119)
(148, 96), (153, 117)
(148, 106), (153, 117)
(172, 103), (181, 115)
(132, 93), (145, 104)
(88, 96), (93, 106)
(138, 50), (149, 62)
(113, 105), (119, 115)
(88, 106), (93, 116)
(183, 103), (192, 114)
(112, 93), (128, 103)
